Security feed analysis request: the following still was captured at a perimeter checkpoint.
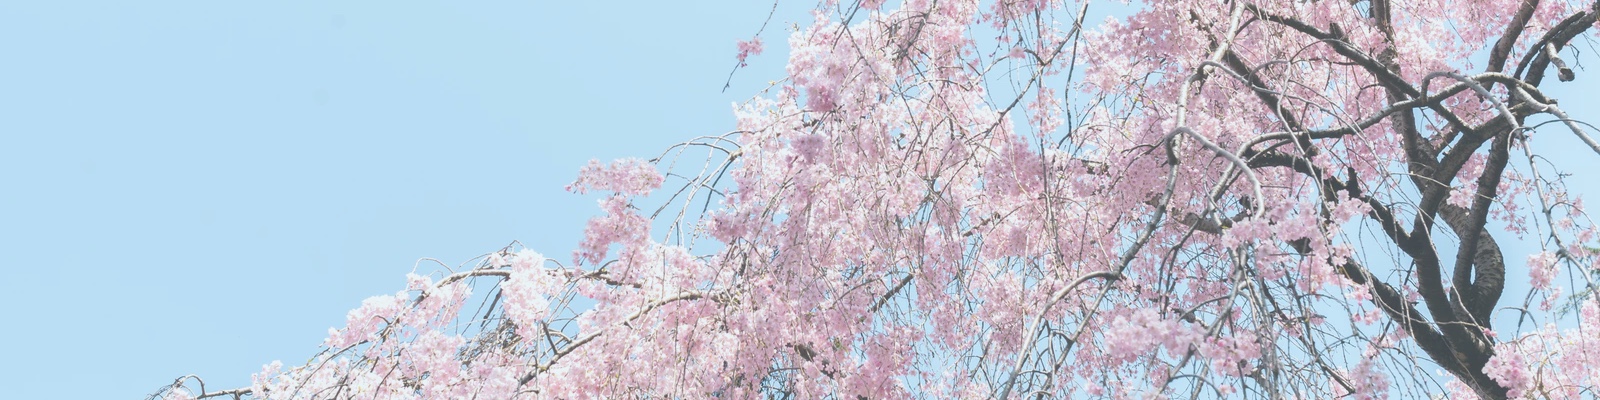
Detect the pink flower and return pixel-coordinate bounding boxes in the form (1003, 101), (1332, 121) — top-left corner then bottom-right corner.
(1484, 349), (1531, 398)
(567, 158), (663, 196)
(736, 37), (764, 67)
(1527, 251), (1558, 290)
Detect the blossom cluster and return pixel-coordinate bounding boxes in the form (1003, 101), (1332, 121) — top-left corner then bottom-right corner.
(156, 0), (1600, 398)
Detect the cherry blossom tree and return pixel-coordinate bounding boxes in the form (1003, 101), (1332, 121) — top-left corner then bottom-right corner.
(154, 0), (1600, 398)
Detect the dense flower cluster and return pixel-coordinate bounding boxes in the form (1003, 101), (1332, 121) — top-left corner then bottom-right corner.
(157, 0), (1600, 399)
(1481, 298), (1600, 399)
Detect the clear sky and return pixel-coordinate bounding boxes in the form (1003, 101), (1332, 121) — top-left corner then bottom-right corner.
(1, 2), (1596, 399)
(0, 1), (806, 397)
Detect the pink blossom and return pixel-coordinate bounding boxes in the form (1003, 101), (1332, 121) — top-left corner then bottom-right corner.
(567, 158), (663, 196)
(1527, 251), (1558, 290)
(162, 1), (1600, 398)
(736, 37), (764, 67)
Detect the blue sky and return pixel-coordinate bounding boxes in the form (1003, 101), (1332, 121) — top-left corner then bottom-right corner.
(0, 1), (805, 397)
(0, 1), (1596, 398)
